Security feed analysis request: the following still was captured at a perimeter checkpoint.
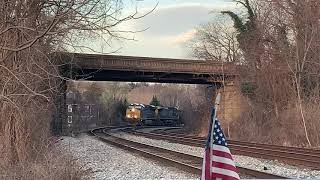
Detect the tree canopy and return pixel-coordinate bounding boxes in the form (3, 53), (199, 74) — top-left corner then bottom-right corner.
(150, 95), (161, 106)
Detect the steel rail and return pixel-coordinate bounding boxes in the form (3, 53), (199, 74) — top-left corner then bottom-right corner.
(90, 127), (288, 179)
(155, 129), (320, 156)
(125, 129), (320, 170)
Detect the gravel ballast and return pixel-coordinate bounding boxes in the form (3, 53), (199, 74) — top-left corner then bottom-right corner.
(58, 131), (320, 179)
(58, 134), (198, 180)
(112, 131), (320, 179)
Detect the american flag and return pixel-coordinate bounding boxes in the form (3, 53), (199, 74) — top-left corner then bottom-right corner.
(201, 109), (240, 180)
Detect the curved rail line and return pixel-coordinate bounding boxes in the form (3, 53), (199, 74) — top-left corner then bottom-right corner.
(154, 128), (320, 157)
(90, 127), (287, 179)
(154, 128), (320, 155)
(126, 128), (320, 171)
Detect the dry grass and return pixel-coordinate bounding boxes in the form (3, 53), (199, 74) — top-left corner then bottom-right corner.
(0, 103), (89, 179)
(0, 140), (90, 180)
(229, 98), (320, 147)
(279, 102), (320, 146)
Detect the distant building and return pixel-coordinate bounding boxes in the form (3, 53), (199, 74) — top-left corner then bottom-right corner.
(66, 90), (99, 134)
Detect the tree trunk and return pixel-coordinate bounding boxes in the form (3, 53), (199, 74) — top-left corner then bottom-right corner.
(295, 74), (312, 146)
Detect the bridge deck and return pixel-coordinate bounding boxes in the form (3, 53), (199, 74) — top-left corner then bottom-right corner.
(58, 53), (236, 75)
(55, 53), (237, 84)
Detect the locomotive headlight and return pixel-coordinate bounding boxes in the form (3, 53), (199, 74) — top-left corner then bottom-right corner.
(133, 115), (138, 118)
(127, 114), (131, 118)
(132, 108), (135, 112)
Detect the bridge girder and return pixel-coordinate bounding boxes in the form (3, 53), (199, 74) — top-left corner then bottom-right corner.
(55, 52), (237, 84)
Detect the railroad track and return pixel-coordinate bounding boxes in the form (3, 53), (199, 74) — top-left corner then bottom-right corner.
(90, 127), (287, 179)
(154, 128), (320, 155)
(126, 128), (320, 171)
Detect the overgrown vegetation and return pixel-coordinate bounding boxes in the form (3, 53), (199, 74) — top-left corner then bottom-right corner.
(191, 0), (320, 147)
(0, 146), (89, 180)
(0, 0), (148, 178)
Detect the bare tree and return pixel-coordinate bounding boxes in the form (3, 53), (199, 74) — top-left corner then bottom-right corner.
(191, 0), (320, 146)
(0, 0), (153, 166)
(270, 0), (320, 146)
(190, 19), (241, 63)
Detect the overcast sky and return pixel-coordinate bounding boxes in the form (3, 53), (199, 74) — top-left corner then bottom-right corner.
(94, 0), (238, 59)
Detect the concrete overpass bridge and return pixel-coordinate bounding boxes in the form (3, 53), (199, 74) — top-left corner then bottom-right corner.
(52, 52), (239, 135)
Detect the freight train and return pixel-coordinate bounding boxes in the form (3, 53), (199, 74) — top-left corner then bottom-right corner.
(125, 103), (180, 126)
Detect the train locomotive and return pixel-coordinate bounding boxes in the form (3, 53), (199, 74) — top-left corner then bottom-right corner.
(125, 104), (143, 124)
(125, 103), (180, 126)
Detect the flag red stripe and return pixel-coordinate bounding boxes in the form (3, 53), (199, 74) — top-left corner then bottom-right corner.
(212, 161), (238, 172)
(201, 115), (240, 180)
(212, 149), (234, 160)
(212, 173), (239, 180)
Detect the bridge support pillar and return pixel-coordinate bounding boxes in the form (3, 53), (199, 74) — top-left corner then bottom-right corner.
(217, 82), (244, 137)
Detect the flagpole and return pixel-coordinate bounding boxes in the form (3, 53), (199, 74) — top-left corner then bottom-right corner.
(210, 92), (221, 178)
